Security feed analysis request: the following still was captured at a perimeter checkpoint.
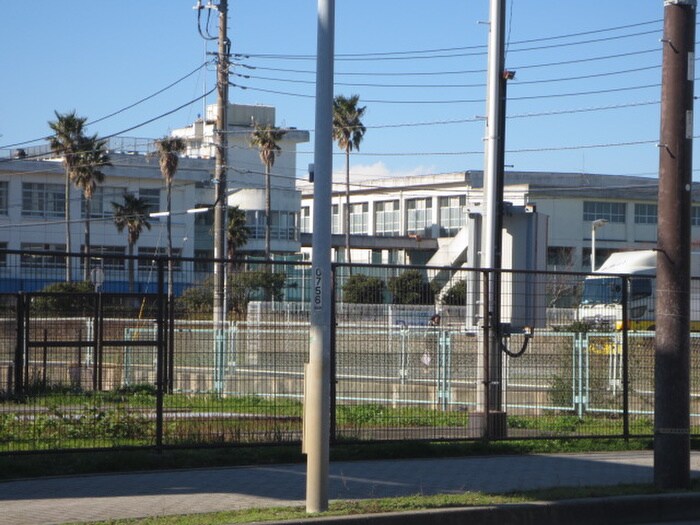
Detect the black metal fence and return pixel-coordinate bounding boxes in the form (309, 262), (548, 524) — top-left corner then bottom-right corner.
(0, 249), (693, 453)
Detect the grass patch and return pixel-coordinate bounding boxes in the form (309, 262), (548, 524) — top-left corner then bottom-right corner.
(70, 480), (700, 525)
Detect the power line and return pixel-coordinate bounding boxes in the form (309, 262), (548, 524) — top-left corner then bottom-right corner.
(236, 25), (661, 61)
(0, 64), (213, 151)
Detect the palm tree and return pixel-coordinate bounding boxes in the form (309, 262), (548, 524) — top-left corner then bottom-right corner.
(112, 192), (152, 292)
(333, 94), (367, 266)
(250, 125), (286, 262)
(155, 136), (186, 300)
(48, 110), (88, 282)
(226, 205), (249, 274)
(74, 135), (111, 281)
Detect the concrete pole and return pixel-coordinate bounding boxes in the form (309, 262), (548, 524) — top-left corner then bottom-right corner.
(213, 0), (229, 335)
(655, 0), (695, 490)
(476, 0), (506, 431)
(306, 0), (334, 513)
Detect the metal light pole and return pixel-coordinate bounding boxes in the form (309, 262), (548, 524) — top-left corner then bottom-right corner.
(305, 0), (334, 513)
(591, 218), (608, 272)
(475, 0), (507, 438)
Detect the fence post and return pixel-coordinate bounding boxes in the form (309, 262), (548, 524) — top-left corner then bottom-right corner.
(97, 292), (104, 390)
(622, 275), (630, 440)
(483, 270), (491, 440)
(14, 292), (25, 396)
(92, 292), (99, 391)
(329, 264), (337, 445)
(155, 257), (165, 451)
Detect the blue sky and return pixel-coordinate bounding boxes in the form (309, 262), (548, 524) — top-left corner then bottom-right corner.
(0, 1), (678, 180)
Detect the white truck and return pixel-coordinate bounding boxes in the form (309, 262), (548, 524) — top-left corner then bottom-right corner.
(577, 250), (700, 331)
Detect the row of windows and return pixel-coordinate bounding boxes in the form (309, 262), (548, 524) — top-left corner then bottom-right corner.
(18, 243), (183, 270)
(18, 183), (163, 219)
(244, 210), (299, 241)
(585, 201), (700, 226)
(305, 196), (467, 238)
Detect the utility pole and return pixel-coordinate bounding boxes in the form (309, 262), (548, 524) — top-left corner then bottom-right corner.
(212, 0), (229, 345)
(305, 0), (334, 513)
(474, 0), (508, 438)
(655, 0), (696, 490)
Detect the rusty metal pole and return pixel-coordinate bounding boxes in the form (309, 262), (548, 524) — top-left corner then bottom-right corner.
(655, 0), (696, 490)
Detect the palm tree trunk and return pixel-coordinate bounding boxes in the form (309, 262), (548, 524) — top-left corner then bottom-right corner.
(127, 242), (135, 293)
(345, 147), (352, 268)
(167, 181), (173, 301)
(65, 172), (72, 282)
(265, 165), (271, 262)
(84, 197), (91, 282)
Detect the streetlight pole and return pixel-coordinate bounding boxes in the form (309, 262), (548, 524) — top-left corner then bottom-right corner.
(591, 218), (608, 272)
(306, 0), (334, 513)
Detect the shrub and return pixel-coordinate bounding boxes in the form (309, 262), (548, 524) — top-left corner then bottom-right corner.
(342, 274), (385, 304)
(441, 280), (466, 305)
(32, 281), (95, 315)
(388, 269), (435, 305)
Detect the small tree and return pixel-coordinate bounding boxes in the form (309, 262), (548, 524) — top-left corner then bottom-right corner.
(441, 280), (466, 306)
(112, 192), (152, 293)
(250, 125), (286, 261)
(226, 205), (249, 273)
(48, 110), (88, 282)
(333, 94), (367, 267)
(74, 134), (111, 281)
(388, 269), (435, 305)
(155, 136), (186, 301)
(33, 281), (95, 315)
(229, 270), (286, 316)
(342, 274), (385, 304)
(177, 271), (287, 319)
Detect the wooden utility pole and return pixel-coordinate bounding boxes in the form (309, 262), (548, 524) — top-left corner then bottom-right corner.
(213, 0), (229, 340)
(655, 0), (696, 490)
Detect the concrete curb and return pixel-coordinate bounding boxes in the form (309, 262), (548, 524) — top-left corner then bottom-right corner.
(260, 493), (700, 525)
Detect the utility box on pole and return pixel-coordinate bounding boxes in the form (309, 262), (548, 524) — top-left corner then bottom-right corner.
(466, 204), (548, 333)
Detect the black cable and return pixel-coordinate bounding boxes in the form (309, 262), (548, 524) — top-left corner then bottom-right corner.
(0, 63), (212, 151)
(88, 62), (211, 126)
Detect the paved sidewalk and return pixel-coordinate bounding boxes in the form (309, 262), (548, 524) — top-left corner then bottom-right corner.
(1, 451), (700, 525)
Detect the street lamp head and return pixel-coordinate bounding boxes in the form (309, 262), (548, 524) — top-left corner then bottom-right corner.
(592, 218), (609, 229)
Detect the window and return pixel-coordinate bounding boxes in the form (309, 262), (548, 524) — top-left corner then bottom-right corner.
(139, 188), (161, 214)
(331, 204), (340, 234)
(349, 203), (368, 235)
(194, 249), (213, 273)
(301, 206), (311, 233)
(406, 198), (432, 236)
(693, 206), (700, 226)
(244, 210), (298, 241)
(137, 247), (182, 271)
(0, 181), (7, 215)
(375, 200), (400, 236)
(245, 210), (265, 239)
(271, 211), (298, 241)
(634, 203), (657, 224)
(439, 195), (466, 236)
(20, 243), (66, 268)
(83, 186), (126, 218)
(547, 246), (574, 269)
(0, 242), (6, 267)
(583, 201), (626, 223)
(193, 203), (214, 226)
(22, 183), (64, 218)
(84, 245), (126, 270)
